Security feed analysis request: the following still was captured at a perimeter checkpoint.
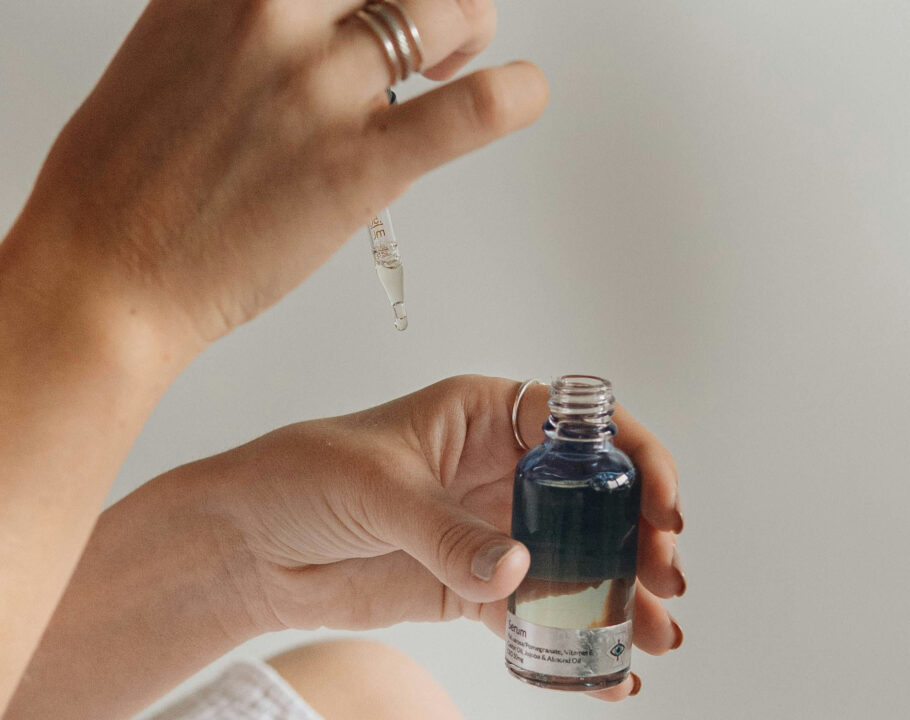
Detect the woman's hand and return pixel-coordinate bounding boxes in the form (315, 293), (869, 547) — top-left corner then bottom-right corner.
(6, 375), (682, 716)
(203, 375), (685, 700)
(0, 3), (548, 709)
(11, 0), (547, 355)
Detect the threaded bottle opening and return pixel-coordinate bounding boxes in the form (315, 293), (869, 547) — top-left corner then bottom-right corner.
(547, 375), (616, 440)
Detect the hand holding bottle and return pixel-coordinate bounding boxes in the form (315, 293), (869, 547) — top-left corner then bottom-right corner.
(11, 375), (684, 715)
(184, 375), (685, 700)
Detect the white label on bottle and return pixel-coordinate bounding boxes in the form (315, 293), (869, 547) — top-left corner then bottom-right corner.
(505, 612), (632, 678)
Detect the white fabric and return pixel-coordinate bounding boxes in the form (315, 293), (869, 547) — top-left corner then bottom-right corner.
(149, 659), (325, 720)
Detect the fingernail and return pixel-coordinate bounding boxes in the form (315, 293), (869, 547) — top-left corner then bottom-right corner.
(672, 545), (687, 597)
(471, 543), (515, 581)
(669, 614), (684, 650)
(629, 673), (642, 697)
(673, 490), (685, 534)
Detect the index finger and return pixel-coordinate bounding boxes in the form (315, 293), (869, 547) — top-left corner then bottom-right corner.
(612, 403), (683, 534)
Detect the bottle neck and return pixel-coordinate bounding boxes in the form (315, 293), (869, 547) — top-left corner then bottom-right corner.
(545, 375), (617, 449)
(543, 421), (616, 451)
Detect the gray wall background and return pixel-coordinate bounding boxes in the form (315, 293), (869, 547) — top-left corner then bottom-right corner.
(3, 1), (909, 718)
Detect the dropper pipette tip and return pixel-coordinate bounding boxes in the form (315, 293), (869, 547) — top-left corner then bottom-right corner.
(392, 302), (408, 331)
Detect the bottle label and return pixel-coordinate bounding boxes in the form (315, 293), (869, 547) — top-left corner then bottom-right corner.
(505, 612), (632, 678)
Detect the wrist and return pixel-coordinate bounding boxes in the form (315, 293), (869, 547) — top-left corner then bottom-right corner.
(0, 210), (202, 712)
(1, 204), (202, 389)
(5, 464), (270, 720)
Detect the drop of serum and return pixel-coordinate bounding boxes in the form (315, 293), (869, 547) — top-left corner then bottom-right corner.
(375, 264), (408, 332)
(506, 376), (641, 691)
(392, 303), (408, 331)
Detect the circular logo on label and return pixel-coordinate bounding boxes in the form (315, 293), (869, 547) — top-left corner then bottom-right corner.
(610, 642), (626, 658)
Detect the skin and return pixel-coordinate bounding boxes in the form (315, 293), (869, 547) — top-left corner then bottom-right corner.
(0, 0), (680, 716)
(266, 640), (470, 720)
(5, 377), (684, 719)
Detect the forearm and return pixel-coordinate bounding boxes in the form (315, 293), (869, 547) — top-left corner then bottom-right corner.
(0, 213), (190, 712)
(3, 456), (266, 720)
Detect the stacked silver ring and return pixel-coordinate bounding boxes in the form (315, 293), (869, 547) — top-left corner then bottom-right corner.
(356, 1), (425, 84)
(512, 379), (544, 451)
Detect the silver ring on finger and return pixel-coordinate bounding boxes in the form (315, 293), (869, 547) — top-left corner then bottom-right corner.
(383, 0), (425, 73)
(356, 1), (425, 84)
(512, 379), (544, 451)
(355, 9), (403, 84)
(367, 3), (415, 79)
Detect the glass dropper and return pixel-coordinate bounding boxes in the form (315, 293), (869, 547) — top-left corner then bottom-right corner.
(365, 89), (407, 331)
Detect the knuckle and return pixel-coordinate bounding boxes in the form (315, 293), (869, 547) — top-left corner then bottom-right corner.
(463, 70), (512, 136)
(438, 374), (482, 397)
(454, 0), (490, 22)
(294, 63), (337, 113)
(233, 0), (285, 49)
(435, 522), (477, 577)
(433, 374), (483, 416)
(486, 3), (499, 36)
(240, 0), (318, 46)
(455, 0), (498, 36)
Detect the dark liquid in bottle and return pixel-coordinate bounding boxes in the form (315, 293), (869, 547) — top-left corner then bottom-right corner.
(507, 443), (640, 691)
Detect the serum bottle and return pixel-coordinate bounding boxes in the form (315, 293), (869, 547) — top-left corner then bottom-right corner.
(506, 376), (640, 691)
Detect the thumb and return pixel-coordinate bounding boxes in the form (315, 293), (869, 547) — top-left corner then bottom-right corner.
(391, 492), (530, 603)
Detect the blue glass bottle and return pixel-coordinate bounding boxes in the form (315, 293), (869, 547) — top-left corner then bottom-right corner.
(506, 376), (640, 690)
